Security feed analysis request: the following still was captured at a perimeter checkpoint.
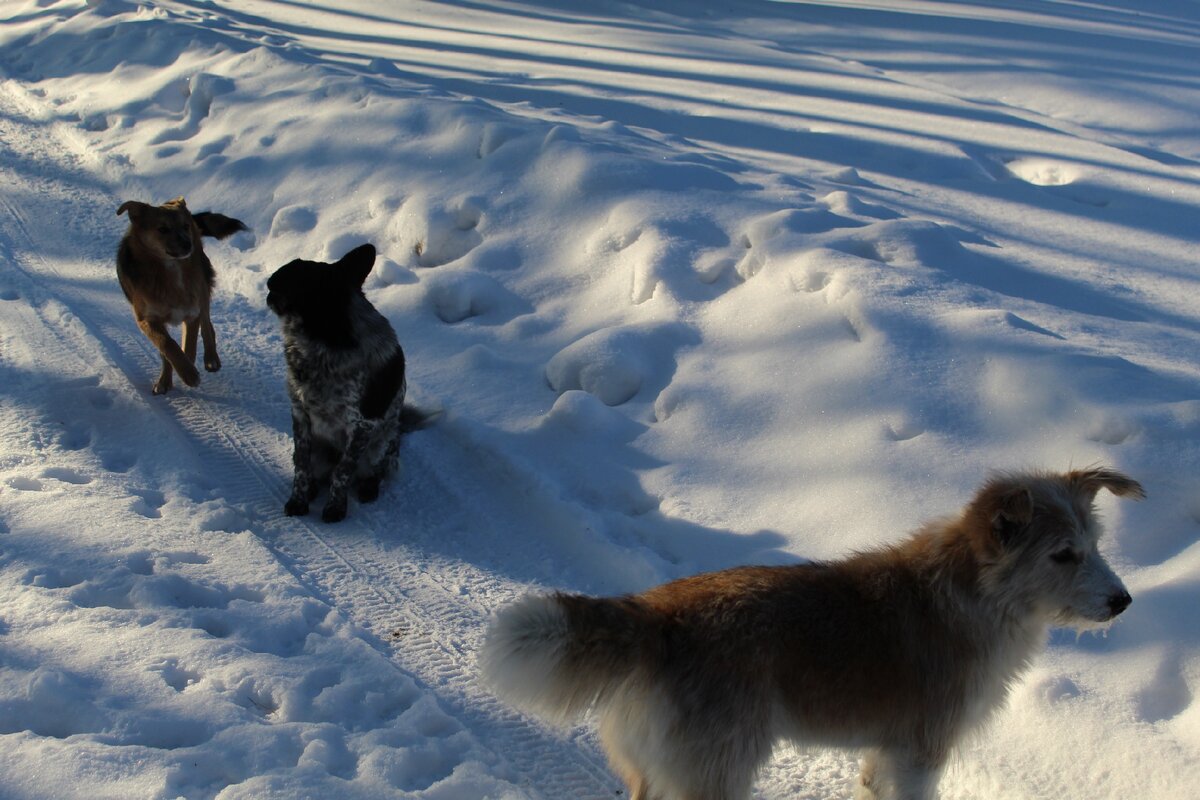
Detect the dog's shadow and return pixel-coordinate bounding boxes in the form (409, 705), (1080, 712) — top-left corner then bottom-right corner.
(362, 394), (792, 597)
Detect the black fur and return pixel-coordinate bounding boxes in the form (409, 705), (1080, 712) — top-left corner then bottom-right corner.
(192, 211), (248, 241)
(267, 243), (425, 522)
(361, 350), (407, 420)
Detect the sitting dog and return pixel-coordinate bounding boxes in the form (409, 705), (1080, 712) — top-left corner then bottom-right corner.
(267, 243), (427, 523)
(116, 197), (246, 394)
(482, 467), (1143, 800)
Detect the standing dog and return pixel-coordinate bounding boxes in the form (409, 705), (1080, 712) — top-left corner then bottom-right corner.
(267, 243), (425, 523)
(482, 467), (1143, 800)
(116, 197), (246, 394)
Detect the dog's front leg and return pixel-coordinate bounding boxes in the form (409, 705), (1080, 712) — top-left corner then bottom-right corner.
(138, 317), (199, 392)
(182, 318), (199, 364)
(285, 410), (315, 516)
(323, 420), (372, 523)
(199, 306), (221, 373)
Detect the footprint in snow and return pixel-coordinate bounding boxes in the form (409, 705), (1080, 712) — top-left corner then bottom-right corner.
(1136, 655), (1193, 724)
(546, 325), (691, 407)
(40, 467), (92, 485)
(1086, 415), (1139, 446)
(477, 121), (524, 158)
(59, 422), (92, 451)
(22, 567), (85, 589)
(100, 447), (138, 473)
(149, 658), (202, 692)
(130, 488), (166, 519)
(1004, 157), (1078, 187)
(150, 73), (234, 145)
(884, 419), (924, 442)
(85, 387), (114, 410)
(427, 270), (532, 324)
(397, 198), (485, 268)
(271, 204), (318, 236)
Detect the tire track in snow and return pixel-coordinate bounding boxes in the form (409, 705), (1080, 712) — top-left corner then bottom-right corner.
(0, 78), (623, 800)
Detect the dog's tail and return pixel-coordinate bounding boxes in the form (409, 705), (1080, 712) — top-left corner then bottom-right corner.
(399, 404), (441, 435)
(192, 211), (249, 240)
(480, 592), (655, 725)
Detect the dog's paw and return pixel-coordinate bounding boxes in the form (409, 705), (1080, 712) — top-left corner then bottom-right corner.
(152, 379), (172, 395)
(357, 477), (382, 503)
(321, 500), (348, 523)
(204, 354), (221, 373)
(284, 497), (309, 516)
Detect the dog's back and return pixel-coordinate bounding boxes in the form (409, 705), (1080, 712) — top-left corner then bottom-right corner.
(484, 561), (972, 738)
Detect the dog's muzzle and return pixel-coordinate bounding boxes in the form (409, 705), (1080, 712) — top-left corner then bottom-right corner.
(1108, 590), (1132, 617)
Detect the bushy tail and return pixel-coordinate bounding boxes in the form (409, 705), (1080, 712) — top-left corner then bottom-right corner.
(480, 592), (655, 725)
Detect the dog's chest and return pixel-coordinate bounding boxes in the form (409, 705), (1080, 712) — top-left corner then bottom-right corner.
(286, 346), (369, 439)
(142, 260), (204, 323)
(148, 296), (200, 325)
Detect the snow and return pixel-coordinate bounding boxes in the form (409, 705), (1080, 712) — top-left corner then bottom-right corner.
(0, 0), (1198, 797)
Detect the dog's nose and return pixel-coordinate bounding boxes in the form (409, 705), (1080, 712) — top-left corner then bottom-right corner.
(1108, 590), (1132, 617)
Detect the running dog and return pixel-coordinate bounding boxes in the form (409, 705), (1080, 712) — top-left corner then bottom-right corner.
(116, 197), (246, 394)
(266, 243), (428, 523)
(482, 467), (1143, 800)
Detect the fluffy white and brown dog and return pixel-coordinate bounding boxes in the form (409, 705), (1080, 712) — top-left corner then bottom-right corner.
(481, 467), (1143, 800)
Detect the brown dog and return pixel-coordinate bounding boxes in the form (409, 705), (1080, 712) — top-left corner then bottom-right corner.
(116, 197), (246, 394)
(483, 467), (1143, 800)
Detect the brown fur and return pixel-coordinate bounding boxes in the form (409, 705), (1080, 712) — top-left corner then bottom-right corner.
(115, 197), (246, 394)
(482, 468), (1144, 800)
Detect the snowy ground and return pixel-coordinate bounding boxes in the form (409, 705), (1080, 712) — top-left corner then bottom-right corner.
(0, 1), (1198, 797)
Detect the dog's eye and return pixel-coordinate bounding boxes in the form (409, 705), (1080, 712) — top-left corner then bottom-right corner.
(1050, 548), (1080, 565)
(158, 225), (170, 233)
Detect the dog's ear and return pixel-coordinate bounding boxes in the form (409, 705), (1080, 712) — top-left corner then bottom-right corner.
(338, 244), (376, 286)
(172, 196), (187, 209)
(116, 201), (150, 222)
(991, 485), (1034, 542)
(972, 478), (1034, 547)
(1068, 467), (1145, 501)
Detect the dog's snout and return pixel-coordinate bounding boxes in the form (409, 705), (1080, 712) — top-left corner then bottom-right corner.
(172, 232), (193, 257)
(1108, 590), (1132, 617)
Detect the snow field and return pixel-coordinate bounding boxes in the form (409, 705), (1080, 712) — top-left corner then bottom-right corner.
(1, 1), (1199, 798)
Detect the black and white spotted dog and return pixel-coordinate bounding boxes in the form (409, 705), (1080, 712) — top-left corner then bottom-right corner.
(266, 243), (424, 522)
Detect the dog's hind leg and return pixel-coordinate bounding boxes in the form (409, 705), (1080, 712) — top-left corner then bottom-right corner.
(855, 751), (884, 800)
(358, 430), (401, 503)
(891, 762), (939, 800)
(357, 473), (383, 503)
(856, 750), (940, 800)
(198, 307), (220, 372)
